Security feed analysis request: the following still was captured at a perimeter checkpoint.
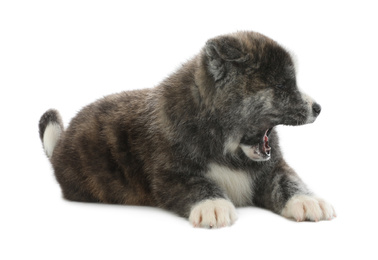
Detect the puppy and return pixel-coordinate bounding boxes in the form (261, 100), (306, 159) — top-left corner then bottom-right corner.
(39, 31), (335, 228)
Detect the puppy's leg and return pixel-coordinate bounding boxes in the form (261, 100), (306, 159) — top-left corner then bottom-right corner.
(153, 173), (237, 228)
(254, 160), (336, 222)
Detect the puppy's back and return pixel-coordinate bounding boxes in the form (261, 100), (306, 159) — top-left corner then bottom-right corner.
(49, 89), (158, 205)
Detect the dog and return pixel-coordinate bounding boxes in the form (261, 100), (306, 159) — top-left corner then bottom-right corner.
(39, 31), (335, 228)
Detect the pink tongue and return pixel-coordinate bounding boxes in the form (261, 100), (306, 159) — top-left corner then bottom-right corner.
(263, 133), (271, 154)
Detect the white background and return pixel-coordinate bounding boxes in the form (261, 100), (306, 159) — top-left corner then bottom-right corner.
(1, 0), (377, 259)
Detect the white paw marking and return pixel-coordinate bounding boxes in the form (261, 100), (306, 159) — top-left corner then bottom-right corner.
(281, 195), (336, 222)
(189, 199), (237, 228)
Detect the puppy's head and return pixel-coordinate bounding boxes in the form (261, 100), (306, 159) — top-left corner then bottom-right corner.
(203, 31), (321, 161)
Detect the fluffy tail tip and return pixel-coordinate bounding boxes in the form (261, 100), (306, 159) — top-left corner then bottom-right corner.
(39, 109), (64, 158)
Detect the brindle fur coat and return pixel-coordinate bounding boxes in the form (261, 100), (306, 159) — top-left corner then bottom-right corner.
(39, 31), (335, 228)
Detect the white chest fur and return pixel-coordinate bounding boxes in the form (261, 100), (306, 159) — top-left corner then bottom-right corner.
(206, 163), (253, 207)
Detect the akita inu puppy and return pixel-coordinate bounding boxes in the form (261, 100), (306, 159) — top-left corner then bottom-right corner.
(39, 31), (335, 228)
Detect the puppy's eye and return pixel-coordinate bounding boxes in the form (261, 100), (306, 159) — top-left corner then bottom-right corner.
(276, 84), (285, 89)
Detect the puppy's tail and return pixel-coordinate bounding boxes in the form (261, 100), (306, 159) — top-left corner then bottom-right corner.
(39, 109), (64, 158)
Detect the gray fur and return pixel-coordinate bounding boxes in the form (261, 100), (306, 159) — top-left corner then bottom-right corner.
(39, 31), (334, 227)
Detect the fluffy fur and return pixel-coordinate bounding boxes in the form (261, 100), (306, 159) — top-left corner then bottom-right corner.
(39, 109), (64, 157)
(39, 31), (335, 228)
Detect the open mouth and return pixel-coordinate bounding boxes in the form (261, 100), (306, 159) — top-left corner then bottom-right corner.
(262, 127), (272, 155)
(240, 127), (273, 161)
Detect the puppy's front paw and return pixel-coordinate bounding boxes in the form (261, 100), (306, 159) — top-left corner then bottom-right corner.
(189, 199), (237, 228)
(281, 195), (336, 222)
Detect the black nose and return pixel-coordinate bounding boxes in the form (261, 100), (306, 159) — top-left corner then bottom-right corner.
(312, 103), (321, 116)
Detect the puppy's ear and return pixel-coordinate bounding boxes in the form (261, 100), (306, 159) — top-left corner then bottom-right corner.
(206, 36), (247, 61)
(205, 36), (248, 81)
